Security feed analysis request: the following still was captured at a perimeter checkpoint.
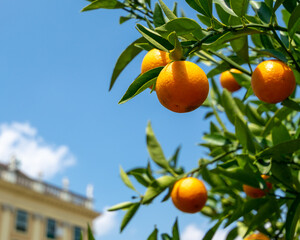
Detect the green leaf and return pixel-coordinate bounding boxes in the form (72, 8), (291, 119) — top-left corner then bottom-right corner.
(230, 36), (249, 62)
(120, 166), (136, 191)
(146, 122), (174, 173)
(281, 98), (300, 111)
(147, 227), (158, 240)
(118, 67), (162, 104)
(155, 17), (203, 38)
(250, 1), (272, 24)
(245, 104), (265, 126)
(172, 218), (180, 240)
(87, 224), (95, 240)
(153, 3), (166, 28)
(244, 198), (277, 237)
(142, 175), (176, 204)
(235, 116), (256, 154)
(120, 203), (140, 232)
(286, 194), (300, 240)
(158, 0), (177, 20)
(136, 24), (174, 52)
(202, 133), (231, 146)
(272, 123), (290, 145)
(258, 49), (287, 62)
(257, 138), (300, 158)
(81, 0), (124, 11)
(271, 161), (294, 189)
(221, 89), (244, 124)
(230, 0), (249, 17)
(212, 167), (262, 188)
(262, 107), (293, 137)
(203, 218), (223, 240)
(214, 0), (238, 17)
(110, 37), (145, 90)
(283, 0), (297, 13)
(108, 201), (134, 211)
(185, 0), (212, 17)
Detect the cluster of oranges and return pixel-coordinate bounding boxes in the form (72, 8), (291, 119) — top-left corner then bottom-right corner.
(141, 49), (296, 113)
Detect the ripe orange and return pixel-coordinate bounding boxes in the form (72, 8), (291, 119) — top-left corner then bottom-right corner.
(141, 48), (171, 74)
(156, 61), (209, 113)
(171, 177), (207, 213)
(244, 232), (270, 240)
(251, 60), (296, 103)
(220, 68), (242, 92)
(243, 175), (272, 199)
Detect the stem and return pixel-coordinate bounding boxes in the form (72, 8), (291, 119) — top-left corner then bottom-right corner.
(270, 26), (300, 72)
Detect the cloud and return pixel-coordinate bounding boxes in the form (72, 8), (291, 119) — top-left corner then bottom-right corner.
(93, 207), (118, 237)
(181, 224), (242, 240)
(0, 122), (75, 179)
(181, 224), (204, 240)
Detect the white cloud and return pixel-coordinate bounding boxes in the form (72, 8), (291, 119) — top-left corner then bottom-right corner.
(181, 224), (242, 240)
(181, 224), (204, 240)
(93, 207), (118, 237)
(0, 122), (75, 179)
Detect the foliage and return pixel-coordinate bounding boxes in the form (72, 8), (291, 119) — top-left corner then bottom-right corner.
(81, 0), (300, 239)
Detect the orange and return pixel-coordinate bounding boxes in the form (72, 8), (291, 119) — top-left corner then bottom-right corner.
(156, 61), (209, 113)
(141, 48), (171, 74)
(243, 175), (272, 199)
(220, 68), (242, 92)
(251, 60), (296, 103)
(244, 232), (270, 240)
(171, 177), (207, 213)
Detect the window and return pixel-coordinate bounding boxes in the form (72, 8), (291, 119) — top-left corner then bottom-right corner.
(15, 209), (28, 232)
(73, 226), (82, 240)
(46, 218), (56, 239)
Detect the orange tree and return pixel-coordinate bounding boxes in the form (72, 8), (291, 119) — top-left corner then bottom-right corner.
(81, 0), (300, 239)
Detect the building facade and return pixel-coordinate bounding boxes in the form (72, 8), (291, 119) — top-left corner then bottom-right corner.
(0, 159), (100, 240)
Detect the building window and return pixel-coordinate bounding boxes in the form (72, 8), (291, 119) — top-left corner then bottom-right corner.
(15, 209), (28, 232)
(46, 218), (56, 239)
(73, 226), (82, 240)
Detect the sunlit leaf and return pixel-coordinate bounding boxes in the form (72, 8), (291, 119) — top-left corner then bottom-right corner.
(120, 203), (140, 232)
(120, 166), (136, 191)
(81, 0), (124, 11)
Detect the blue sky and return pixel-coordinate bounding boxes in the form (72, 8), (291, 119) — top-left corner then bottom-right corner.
(0, 0), (252, 239)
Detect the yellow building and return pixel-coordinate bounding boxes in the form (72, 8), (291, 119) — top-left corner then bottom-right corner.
(0, 158), (100, 240)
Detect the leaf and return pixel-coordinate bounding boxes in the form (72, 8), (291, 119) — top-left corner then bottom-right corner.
(147, 227), (158, 240)
(271, 161), (294, 189)
(262, 107), (292, 137)
(108, 201), (134, 211)
(146, 122), (173, 172)
(81, 0), (124, 11)
(244, 198), (277, 237)
(142, 175), (176, 204)
(230, 36), (249, 62)
(286, 194), (300, 240)
(158, 0), (177, 20)
(283, 0), (297, 13)
(250, 1), (272, 24)
(120, 166), (136, 191)
(172, 218), (180, 240)
(87, 224), (95, 240)
(271, 123), (290, 145)
(185, 0), (212, 17)
(257, 138), (300, 158)
(235, 116), (256, 154)
(153, 3), (166, 28)
(110, 37), (145, 90)
(245, 104), (265, 126)
(203, 218), (223, 240)
(212, 167), (262, 188)
(230, 0), (249, 17)
(214, 0), (238, 17)
(155, 17), (203, 38)
(118, 67), (163, 104)
(202, 133), (231, 146)
(120, 203), (140, 232)
(281, 98), (300, 111)
(258, 49), (287, 62)
(136, 24), (174, 52)
(221, 89), (244, 124)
